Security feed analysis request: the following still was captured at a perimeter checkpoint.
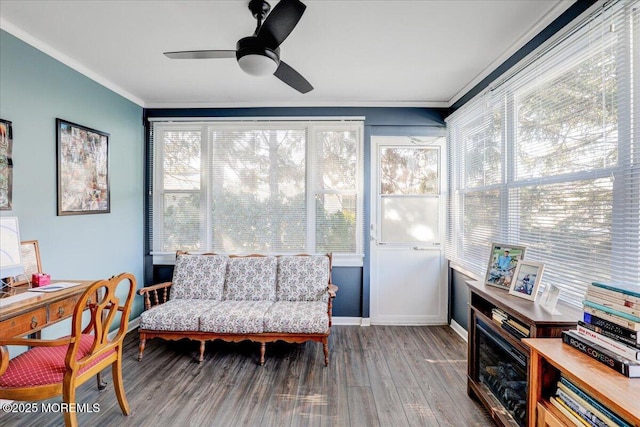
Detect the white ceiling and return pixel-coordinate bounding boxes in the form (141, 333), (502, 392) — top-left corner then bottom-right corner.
(0, 0), (575, 109)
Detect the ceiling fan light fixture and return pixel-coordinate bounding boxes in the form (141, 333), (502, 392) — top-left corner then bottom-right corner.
(238, 52), (278, 76)
(236, 36), (280, 76)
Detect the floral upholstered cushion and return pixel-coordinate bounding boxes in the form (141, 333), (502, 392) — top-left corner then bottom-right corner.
(198, 301), (274, 334)
(139, 299), (217, 331)
(263, 301), (329, 334)
(276, 255), (330, 302)
(170, 254), (228, 300)
(223, 256), (277, 301)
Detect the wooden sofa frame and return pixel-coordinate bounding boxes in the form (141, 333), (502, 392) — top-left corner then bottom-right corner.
(138, 253), (338, 366)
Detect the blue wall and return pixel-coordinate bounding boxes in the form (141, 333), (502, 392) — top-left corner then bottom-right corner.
(0, 31), (145, 322)
(144, 108), (447, 318)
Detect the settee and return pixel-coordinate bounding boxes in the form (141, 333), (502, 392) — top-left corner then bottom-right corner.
(137, 252), (338, 365)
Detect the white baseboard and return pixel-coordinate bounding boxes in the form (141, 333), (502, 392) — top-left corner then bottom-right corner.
(360, 317), (370, 326)
(332, 316), (363, 325)
(449, 319), (468, 342)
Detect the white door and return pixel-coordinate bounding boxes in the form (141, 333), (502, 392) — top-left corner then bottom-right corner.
(370, 135), (447, 325)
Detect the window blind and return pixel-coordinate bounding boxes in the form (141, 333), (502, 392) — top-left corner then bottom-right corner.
(150, 120), (364, 264)
(447, 0), (640, 306)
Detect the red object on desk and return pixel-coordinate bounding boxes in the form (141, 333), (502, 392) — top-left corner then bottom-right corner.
(32, 273), (51, 286)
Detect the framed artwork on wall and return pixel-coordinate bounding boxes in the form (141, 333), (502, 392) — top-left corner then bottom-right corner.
(484, 243), (526, 289)
(56, 118), (110, 215)
(509, 260), (545, 301)
(0, 119), (14, 210)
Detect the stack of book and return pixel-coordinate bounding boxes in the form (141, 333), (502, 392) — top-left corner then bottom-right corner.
(491, 307), (530, 339)
(550, 375), (632, 427)
(561, 282), (640, 378)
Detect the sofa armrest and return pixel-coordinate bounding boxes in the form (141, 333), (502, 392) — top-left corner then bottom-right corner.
(138, 281), (172, 310)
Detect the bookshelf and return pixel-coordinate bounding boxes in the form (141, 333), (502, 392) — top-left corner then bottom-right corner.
(524, 338), (640, 427)
(466, 280), (581, 427)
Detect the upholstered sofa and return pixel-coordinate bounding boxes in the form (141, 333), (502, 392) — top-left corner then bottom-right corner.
(137, 252), (338, 365)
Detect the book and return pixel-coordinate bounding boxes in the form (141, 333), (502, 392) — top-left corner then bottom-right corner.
(591, 282), (640, 301)
(584, 294), (640, 318)
(559, 376), (633, 427)
(550, 395), (590, 426)
(583, 300), (640, 323)
(583, 306), (640, 332)
(579, 321), (640, 349)
(506, 318), (529, 336)
(576, 324), (640, 361)
(501, 321), (528, 339)
(561, 330), (640, 378)
(587, 287), (640, 310)
(556, 388), (607, 427)
(556, 383), (616, 427)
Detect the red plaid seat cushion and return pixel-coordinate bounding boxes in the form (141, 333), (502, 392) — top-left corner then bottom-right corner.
(0, 334), (114, 388)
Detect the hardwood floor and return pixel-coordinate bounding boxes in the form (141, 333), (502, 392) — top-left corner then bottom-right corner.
(1, 325), (493, 426)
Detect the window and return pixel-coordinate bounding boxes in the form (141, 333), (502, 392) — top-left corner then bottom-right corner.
(151, 120), (364, 266)
(447, 0), (640, 305)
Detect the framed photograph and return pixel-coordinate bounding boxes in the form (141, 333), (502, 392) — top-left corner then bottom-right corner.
(0, 118), (13, 210)
(484, 243), (526, 289)
(509, 260), (545, 301)
(56, 118), (110, 215)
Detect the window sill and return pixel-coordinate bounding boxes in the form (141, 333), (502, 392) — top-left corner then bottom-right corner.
(151, 252), (364, 268)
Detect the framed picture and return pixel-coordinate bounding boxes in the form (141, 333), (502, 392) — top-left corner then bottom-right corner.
(0, 118), (13, 210)
(484, 243), (526, 289)
(56, 119), (110, 215)
(509, 260), (545, 301)
(9, 240), (42, 286)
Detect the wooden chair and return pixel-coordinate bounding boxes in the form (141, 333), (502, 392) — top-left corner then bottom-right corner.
(0, 272), (136, 427)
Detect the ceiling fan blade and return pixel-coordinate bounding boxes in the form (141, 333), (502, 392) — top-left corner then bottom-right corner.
(274, 60), (313, 94)
(257, 0), (306, 49)
(164, 50), (236, 59)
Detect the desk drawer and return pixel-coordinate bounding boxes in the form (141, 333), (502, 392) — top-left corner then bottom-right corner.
(50, 296), (80, 322)
(0, 307), (48, 338)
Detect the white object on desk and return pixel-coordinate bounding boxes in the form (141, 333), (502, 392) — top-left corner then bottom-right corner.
(0, 292), (40, 307)
(27, 282), (83, 293)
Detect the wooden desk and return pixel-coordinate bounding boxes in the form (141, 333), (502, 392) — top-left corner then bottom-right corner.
(0, 281), (94, 339)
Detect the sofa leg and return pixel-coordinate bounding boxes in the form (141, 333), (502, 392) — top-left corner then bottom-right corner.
(259, 342), (266, 366)
(198, 341), (205, 363)
(323, 341), (329, 366)
(138, 336), (146, 362)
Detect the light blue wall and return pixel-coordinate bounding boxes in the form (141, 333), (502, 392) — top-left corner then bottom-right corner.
(0, 31), (145, 324)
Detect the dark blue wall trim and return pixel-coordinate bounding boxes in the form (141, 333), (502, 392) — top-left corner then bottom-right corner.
(144, 107), (448, 125)
(449, 0), (598, 114)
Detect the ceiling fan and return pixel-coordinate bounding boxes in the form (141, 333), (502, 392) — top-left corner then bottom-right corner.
(164, 0), (313, 94)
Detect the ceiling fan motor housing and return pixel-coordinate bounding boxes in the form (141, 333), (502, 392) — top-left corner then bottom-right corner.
(236, 36), (280, 76)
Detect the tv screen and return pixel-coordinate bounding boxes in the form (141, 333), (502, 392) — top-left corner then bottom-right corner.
(0, 216), (25, 280)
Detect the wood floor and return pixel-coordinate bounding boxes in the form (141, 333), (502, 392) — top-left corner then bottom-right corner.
(1, 325), (493, 427)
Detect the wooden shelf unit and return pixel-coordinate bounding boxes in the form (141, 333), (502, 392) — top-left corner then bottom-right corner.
(524, 338), (640, 427)
(466, 280), (581, 427)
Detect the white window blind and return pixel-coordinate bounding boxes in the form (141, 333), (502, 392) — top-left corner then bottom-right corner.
(447, 0), (640, 306)
(151, 120), (363, 265)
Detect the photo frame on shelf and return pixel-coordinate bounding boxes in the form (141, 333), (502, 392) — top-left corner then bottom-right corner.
(56, 118), (110, 216)
(0, 118), (14, 210)
(539, 283), (561, 314)
(509, 260), (545, 301)
(484, 243), (526, 289)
